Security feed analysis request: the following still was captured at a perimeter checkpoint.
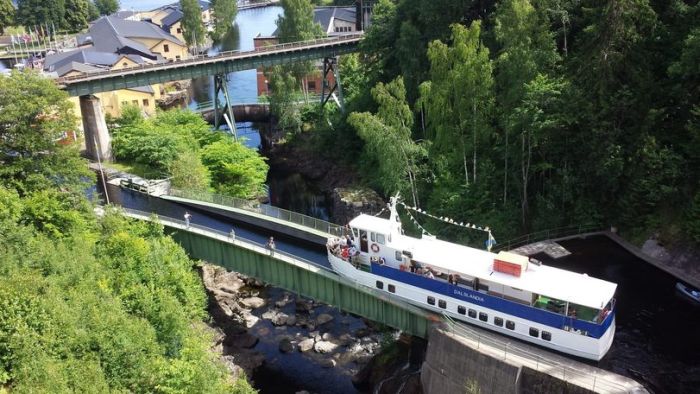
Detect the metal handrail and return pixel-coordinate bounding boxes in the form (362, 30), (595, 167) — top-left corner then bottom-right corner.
(493, 224), (604, 252)
(167, 188), (347, 237)
(120, 207), (336, 274)
(441, 314), (629, 392)
(56, 33), (364, 84)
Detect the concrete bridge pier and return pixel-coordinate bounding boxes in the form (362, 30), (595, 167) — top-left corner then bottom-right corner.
(80, 95), (112, 162)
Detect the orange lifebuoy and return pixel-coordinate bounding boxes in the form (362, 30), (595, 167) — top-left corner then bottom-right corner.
(371, 243), (380, 253)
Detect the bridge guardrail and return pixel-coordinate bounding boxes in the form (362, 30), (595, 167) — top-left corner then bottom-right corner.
(120, 207), (336, 274)
(56, 33), (364, 84)
(441, 314), (628, 392)
(168, 188), (347, 237)
(493, 224), (603, 252)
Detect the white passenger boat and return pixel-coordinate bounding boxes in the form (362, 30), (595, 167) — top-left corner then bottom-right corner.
(327, 196), (617, 361)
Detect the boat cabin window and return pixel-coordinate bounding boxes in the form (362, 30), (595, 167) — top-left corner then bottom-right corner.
(478, 312), (488, 322)
(395, 251), (402, 261)
(494, 317), (504, 327)
(427, 296), (435, 305)
(370, 232), (376, 242)
(360, 230), (368, 253)
(438, 300), (446, 309)
(468, 309), (477, 318)
(376, 233), (386, 245)
(567, 302), (600, 322)
(541, 331), (552, 341)
(457, 306), (466, 315)
(529, 327), (539, 337)
(506, 320), (515, 330)
(388, 284), (395, 293)
(375, 281), (383, 290)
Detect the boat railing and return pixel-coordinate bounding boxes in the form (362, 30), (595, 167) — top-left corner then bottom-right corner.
(168, 188), (348, 237)
(441, 314), (627, 392)
(493, 223), (604, 252)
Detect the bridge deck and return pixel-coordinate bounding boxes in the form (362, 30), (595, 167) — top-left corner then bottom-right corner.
(58, 34), (362, 96)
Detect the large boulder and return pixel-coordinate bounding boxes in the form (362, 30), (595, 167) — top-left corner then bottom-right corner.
(298, 338), (315, 352)
(240, 296), (266, 309)
(315, 313), (334, 326)
(314, 341), (338, 354)
(272, 312), (290, 326)
(331, 187), (385, 225)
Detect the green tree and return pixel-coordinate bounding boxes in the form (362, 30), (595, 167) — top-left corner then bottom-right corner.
(0, 0), (14, 35)
(419, 22), (494, 187)
(16, 0), (66, 29)
(268, 67), (304, 133)
(169, 151), (212, 193)
(87, 0), (99, 21)
(180, 0), (206, 47)
(0, 71), (93, 197)
(275, 0), (323, 43)
(348, 77), (424, 205)
(93, 0), (118, 15)
(211, 0), (237, 40)
(200, 140), (269, 199)
(63, 0), (89, 32)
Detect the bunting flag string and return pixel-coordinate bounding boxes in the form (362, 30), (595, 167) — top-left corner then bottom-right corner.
(398, 201), (497, 251)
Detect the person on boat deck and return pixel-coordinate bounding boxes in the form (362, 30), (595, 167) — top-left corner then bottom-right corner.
(379, 257), (386, 265)
(448, 274), (455, 285)
(349, 245), (357, 258)
(341, 246), (349, 260)
(346, 235), (353, 247)
(423, 269), (435, 279)
(410, 259), (418, 273)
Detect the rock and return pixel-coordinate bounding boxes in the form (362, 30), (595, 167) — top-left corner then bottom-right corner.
(314, 341), (338, 354)
(272, 312), (289, 326)
(285, 315), (297, 326)
(219, 280), (244, 295)
(321, 332), (332, 341)
(310, 331), (321, 340)
(338, 333), (354, 346)
(295, 299), (313, 313)
(298, 338), (315, 352)
(275, 293), (293, 308)
(227, 333), (259, 349)
(279, 337), (294, 353)
(240, 296), (265, 309)
(244, 314), (260, 329)
(354, 328), (370, 338)
(261, 310), (278, 320)
(315, 313), (334, 326)
(320, 358), (337, 368)
(331, 187), (384, 225)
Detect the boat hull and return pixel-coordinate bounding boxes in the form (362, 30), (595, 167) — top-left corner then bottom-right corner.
(329, 252), (614, 361)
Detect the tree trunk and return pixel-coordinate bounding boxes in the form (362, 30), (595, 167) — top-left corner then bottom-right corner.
(472, 102), (477, 184)
(504, 130), (508, 204)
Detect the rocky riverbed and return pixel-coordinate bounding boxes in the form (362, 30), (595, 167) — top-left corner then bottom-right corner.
(200, 263), (417, 393)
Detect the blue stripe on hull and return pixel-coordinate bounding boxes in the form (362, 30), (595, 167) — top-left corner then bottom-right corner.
(370, 263), (614, 339)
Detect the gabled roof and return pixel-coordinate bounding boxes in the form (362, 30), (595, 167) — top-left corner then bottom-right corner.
(161, 10), (184, 28)
(314, 7), (356, 32)
(90, 16), (185, 48)
(44, 48), (145, 76)
(110, 10), (140, 20)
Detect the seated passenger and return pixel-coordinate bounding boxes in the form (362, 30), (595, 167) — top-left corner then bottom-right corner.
(379, 257), (386, 265)
(424, 269), (435, 279)
(448, 274), (455, 285)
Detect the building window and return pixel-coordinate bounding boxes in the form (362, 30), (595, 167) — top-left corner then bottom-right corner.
(494, 317), (504, 327)
(478, 312), (488, 322)
(177, 28), (182, 33)
(142, 99), (149, 107)
(123, 62), (128, 67)
(132, 100), (138, 105)
(307, 80), (316, 90)
(506, 320), (515, 330)
(427, 296), (435, 305)
(541, 331), (552, 341)
(163, 44), (170, 53)
(375, 281), (383, 290)
(529, 327), (539, 337)
(468, 309), (476, 318)
(175, 55), (181, 61)
(388, 284), (395, 293)
(121, 101), (128, 107)
(457, 306), (466, 315)
(438, 300), (446, 309)
(376, 234), (386, 244)
(334, 27), (339, 32)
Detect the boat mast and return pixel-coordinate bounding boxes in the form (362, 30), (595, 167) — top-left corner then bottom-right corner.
(388, 193), (403, 237)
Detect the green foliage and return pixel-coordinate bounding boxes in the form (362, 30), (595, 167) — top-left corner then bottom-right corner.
(180, 0), (206, 46)
(268, 67), (304, 133)
(211, 0), (237, 40)
(169, 150), (212, 193)
(275, 0), (324, 43)
(0, 71), (93, 197)
(348, 77), (425, 204)
(16, 0), (65, 28)
(93, 0), (117, 16)
(62, 0), (88, 32)
(200, 140), (269, 199)
(0, 0), (14, 35)
(87, 0), (99, 21)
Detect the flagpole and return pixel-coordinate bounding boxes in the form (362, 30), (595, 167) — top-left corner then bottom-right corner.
(10, 35), (18, 66)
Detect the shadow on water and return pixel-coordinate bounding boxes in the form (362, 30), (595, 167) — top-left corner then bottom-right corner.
(267, 167), (331, 221)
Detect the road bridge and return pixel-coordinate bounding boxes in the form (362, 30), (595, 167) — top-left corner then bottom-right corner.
(65, 34), (361, 161)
